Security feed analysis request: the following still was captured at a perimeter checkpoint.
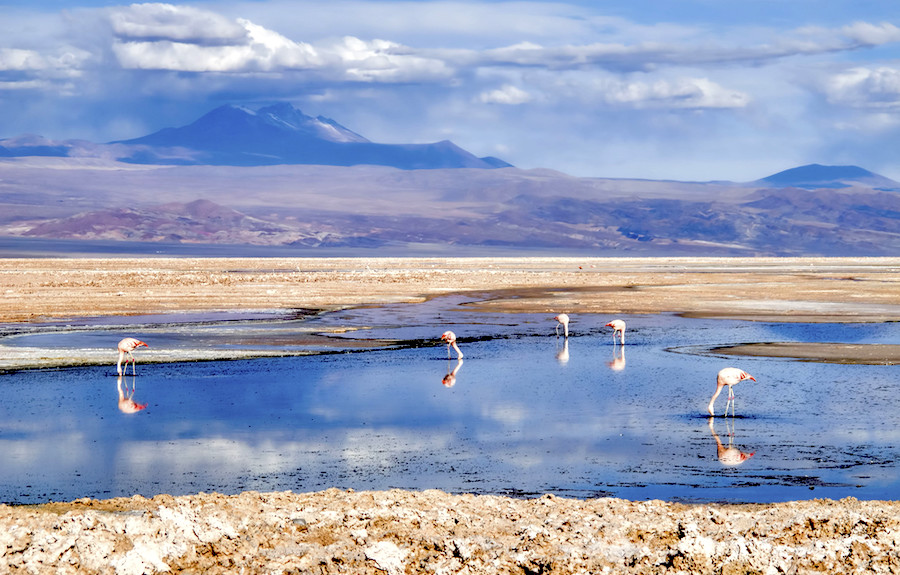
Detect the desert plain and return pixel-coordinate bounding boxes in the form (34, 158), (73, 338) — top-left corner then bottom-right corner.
(2, 256), (900, 574)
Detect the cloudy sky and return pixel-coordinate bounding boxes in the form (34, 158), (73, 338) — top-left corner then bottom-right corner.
(2, 0), (900, 181)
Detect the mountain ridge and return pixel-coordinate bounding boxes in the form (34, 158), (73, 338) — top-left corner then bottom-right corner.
(1, 104), (896, 187)
(110, 103), (510, 169)
(756, 163), (899, 190)
(3, 160), (900, 255)
(1, 105), (900, 256)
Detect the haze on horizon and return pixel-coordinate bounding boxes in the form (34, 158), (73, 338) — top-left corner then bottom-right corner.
(2, 0), (900, 182)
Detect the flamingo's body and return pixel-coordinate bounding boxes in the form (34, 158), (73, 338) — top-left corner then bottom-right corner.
(605, 319), (626, 344)
(708, 367), (756, 416)
(440, 331), (463, 359)
(117, 337), (148, 375)
(553, 314), (569, 338)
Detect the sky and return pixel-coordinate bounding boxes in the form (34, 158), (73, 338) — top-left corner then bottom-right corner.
(2, 0), (900, 181)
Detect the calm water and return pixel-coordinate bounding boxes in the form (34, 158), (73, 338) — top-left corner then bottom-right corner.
(0, 299), (898, 504)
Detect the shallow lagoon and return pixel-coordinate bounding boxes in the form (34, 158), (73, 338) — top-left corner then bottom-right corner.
(0, 298), (898, 505)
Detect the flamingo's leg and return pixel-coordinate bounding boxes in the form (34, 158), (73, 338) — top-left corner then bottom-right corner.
(727, 387), (736, 418)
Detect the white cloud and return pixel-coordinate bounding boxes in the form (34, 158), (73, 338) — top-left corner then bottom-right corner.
(108, 3), (249, 45)
(0, 47), (90, 75)
(623, 77), (750, 109)
(825, 66), (900, 109)
(109, 6), (321, 72)
(478, 84), (532, 105)
(329, 36), (454, 82)
(840, 22), (900, 47)
(542, 73), (749, 110)
(0, 49), (46, 71)
(107, 5), (448, 81)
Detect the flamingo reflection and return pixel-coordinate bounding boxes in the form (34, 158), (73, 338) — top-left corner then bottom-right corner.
(607, 345), (625, 371)
(442, 358), (464, 387)
(707, 417), (754, 466)
(555, 338), (569, 364)
(117, 375), (148, 414)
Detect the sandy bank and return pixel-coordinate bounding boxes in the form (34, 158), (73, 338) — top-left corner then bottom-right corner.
(4, 257), (900, 365)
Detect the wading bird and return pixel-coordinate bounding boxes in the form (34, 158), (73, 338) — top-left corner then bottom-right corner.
(117, 337), (148, 375)
(440, 331), (463, 359)
(553, 314), (569, 338)
(708, 367), (756, 417)
(605, 319), (626, 345)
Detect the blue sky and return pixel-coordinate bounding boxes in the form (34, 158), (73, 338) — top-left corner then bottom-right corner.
(2, 1), (900, 181)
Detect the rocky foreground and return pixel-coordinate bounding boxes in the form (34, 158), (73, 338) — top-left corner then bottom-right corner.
(3, 489), (899, 574)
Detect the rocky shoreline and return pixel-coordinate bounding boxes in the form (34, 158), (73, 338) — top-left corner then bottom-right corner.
(3, 489), (899, 574)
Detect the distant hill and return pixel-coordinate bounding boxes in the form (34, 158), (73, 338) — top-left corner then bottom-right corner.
(5, 161), (900, 256)
(757, 164), (900, 190)
(111, 103), (511, 170)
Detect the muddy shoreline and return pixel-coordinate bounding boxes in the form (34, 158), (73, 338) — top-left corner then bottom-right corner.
(2, 256), (900, 574)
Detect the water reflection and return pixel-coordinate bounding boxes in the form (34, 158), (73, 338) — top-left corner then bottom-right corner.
(442, 358), (464, 387)
(117, 375), (148, 414)
(3, 310), (900, 504)
(708, 417), (755, 466)
(555, 339), (569, 364)
(607, 345), (625, 371)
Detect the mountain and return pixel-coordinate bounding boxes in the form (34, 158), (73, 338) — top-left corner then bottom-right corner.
(2, 108), (900, 255)
(111, 103), (511, 169)
(4, 161), (900, 256)
(757, 164), (900, 190)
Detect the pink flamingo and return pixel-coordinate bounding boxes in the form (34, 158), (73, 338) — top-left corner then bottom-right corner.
(440, 331), (463, 359)
(553, 314), (569, 338)
(708, 367), (756, 417)
(605, 319), (625, 344)
(117, 337), (149, 375)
